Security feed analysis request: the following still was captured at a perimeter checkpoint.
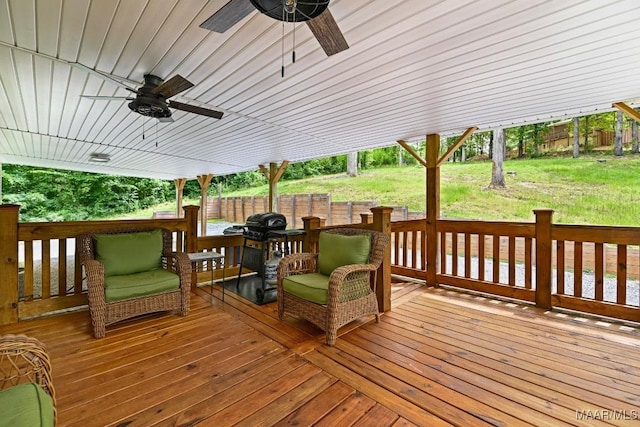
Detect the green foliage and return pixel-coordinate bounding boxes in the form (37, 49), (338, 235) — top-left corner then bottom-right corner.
(2, 165), (174, 221)
(281, 156), (347, 180)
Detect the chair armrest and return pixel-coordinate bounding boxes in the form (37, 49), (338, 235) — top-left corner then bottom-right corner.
(83, 259), (106, 299)
(277, 253), (319, 279)
(169, 252), (192, 291)
(328, 263), (378, 304)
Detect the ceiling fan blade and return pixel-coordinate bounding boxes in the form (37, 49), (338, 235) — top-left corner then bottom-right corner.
(306, 8), (349, 56)
(81, 95), (134, 100)
(199, 0), (255, 33)
(70, 62), (138, 93)
(168, 101), (224, 120)
(151, 75), (194, 99)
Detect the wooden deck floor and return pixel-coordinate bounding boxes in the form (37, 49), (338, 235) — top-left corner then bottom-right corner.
(2, 280), (640, 426)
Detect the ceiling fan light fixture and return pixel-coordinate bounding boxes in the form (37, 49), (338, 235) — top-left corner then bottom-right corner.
(249, 0), (329, 22)
(89, 153), (111, 163)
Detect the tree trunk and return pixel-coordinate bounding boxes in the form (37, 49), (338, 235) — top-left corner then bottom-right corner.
(398, 146), (403, 166)
(573, 117), (580, 158)
(518, 126), (524, 158)
(584, 115), (590, 151)
(533, 123), (540, 155)
(347, 152), (358, 177)
(461, 146), (466, 163)
(632, 119), (639, 154)
(488, 132), (494, 159)
(614, 110), (624, 156)
(489, 129), (506, 188)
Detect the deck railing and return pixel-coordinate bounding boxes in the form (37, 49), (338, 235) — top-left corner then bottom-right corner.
(0, 204), (393, 324)
(390, 209), (640, 322)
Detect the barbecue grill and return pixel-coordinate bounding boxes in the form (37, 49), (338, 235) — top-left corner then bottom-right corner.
(236, 213), (304, 303)
(243, 212), (287, 240)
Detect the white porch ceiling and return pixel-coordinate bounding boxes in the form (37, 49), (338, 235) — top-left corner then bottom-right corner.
(0, 0), (639, 180)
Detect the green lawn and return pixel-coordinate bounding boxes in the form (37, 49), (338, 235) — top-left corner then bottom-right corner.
(223, 153), (640, 226)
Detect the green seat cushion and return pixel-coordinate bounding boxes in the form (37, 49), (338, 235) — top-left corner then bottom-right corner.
(95, 230), (163, 277)
(283, 273), (330, 305)
(317, 232), (371, 276)
(0, 382), (54, 427)
(105, 268), (179, 302)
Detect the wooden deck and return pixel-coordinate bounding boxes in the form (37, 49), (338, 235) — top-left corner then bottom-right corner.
(2, 280), (640, 426)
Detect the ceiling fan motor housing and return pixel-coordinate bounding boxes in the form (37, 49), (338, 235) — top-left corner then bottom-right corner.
(250, 0), (329, 22)
(128, 74), (172, 118)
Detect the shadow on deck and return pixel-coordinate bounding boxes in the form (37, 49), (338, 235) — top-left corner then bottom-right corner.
(2, 277), (640, 426)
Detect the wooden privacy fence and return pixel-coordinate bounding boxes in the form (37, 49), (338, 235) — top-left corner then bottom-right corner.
(390, 209), (640, 323)
(207, 193), (423, 226)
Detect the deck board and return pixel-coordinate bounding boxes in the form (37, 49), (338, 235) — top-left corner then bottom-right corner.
(2, 281), (640, 426)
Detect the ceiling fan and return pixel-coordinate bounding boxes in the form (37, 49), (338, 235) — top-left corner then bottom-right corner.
(74, 63), (223, 122)
(200, 0), (349, 57)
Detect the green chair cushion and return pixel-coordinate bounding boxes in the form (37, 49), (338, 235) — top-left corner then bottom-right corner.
(95, 230), (163, 277)
(283, 273), (330, 305)
(105, 268), (180, 302)
(0, 382), (54, 427)
(317, 232), (371, 276)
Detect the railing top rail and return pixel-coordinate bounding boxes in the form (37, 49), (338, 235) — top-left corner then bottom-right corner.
(553, 223), (640, 245)
(438, 219), (535, 237)
(18, 218), (189, 241)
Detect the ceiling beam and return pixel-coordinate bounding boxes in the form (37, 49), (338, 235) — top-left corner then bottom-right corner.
(613, 102), (640, 122)
(437, 127), (478, 167)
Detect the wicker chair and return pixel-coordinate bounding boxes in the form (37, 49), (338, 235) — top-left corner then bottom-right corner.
(277, 228), (390, 345)
(0, 334), (56, 425)
(77, 228), (191, 338)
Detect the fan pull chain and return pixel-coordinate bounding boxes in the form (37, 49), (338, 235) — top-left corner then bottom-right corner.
(281, 9), (285, 77)
(155, 120), (159, 147)
(292, 17), (296, 64)
(142, 117), (145, 140)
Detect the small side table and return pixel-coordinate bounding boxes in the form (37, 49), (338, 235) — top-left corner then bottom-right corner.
(188, 251), (225, 302)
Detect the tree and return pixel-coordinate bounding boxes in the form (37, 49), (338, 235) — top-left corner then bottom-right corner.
(632, 119), (639, 154)
(347, 152), (358, 177)
(614, 110), (624, 156)
(489, 129), (506, 188)
(573, 117), (580, 158)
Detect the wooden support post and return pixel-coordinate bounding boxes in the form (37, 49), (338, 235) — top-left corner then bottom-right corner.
(426, 134), (441, 286)
(174, 178), (187, 218)
(197, 174), (213, 236)
(0, 204), (20, 325)
(534, 209), (554, 310)
(302, 216), (322, 253)
(372, 206), (393, 313)
(184, 205), (200, 291)
(259, 161), (289, 212)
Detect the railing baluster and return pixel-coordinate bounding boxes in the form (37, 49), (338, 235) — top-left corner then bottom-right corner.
(464, 233), (471, 279)
(452, 232), (458, 276)
(478, 233), (485, 282)
(440, 232), (447, 274)
(524, 237), (532, 289)
(59, 239), (67, 297)
(493, 235), (500, 283)
(41, 240), (51, 299)
(594, 242), (603, 301)
(573, 241), (583, 298)
(508, 236), (516, 286)
(411, 230), (417, 269)
(617, 245), (627, 304)
(557, 240), (565, 295)
(24, 241), (34, 301)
